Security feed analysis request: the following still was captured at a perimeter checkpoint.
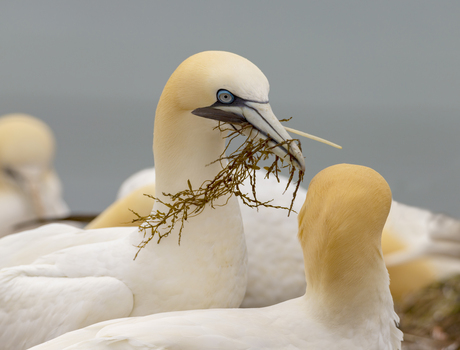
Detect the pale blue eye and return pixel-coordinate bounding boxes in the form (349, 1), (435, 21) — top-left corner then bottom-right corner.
(217, 90), (235, 104)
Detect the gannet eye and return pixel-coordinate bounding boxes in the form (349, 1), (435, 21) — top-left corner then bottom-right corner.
(217, 90), (235, 104)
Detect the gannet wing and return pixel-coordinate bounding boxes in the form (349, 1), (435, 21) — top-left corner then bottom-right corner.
(0, 266), (133, 350)
(0, 224), (130, 269)
(31, 309), (280, 350)
(0, 224), (82, 268)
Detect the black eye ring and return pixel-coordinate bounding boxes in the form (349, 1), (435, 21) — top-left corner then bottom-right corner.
(217, 90), (235, 104)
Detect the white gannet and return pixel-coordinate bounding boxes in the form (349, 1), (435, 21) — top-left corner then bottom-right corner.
(0, 51), (306, 350)
(29, 164), (403, 350)
(90, 165), (460, 304)
(0, 113), (69, 238)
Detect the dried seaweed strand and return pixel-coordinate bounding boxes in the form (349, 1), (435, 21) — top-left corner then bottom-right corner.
(132, 122), (304, 258)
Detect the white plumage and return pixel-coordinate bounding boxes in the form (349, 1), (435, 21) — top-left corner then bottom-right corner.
(0, 51), (306, 350)
(29, 164), (403, 350)
(0, 113), (69, 238)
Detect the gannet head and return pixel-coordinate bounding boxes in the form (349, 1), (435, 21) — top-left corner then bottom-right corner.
(298, 164), (392, 308)
(160, 51), (306, 172)
(297, 163), (401, 350)
(0, 113), (58, 218)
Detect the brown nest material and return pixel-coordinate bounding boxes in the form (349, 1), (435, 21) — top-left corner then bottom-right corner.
(399, 274), (460, 349)
(132, 122), (304, 258)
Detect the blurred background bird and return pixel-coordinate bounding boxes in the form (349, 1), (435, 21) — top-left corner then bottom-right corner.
(0, 113), (69, 237)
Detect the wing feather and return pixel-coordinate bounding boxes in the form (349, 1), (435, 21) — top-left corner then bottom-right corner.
(0, 267), (133, 350)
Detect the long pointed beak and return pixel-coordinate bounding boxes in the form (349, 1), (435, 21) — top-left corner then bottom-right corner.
(192, 101), (306, 172)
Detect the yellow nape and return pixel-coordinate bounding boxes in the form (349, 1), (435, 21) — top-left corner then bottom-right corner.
(298, 164), (392, 304)
(382, 228), (436, 302)
(86, 184), (155, 229)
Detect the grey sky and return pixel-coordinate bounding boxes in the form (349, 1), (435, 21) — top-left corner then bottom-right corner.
(1, 1), (459, 217)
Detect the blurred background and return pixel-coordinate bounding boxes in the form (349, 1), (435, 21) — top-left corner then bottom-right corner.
(1, 1), (459, 217)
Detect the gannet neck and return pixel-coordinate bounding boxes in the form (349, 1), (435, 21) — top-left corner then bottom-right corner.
(154, 105), (227, 197)
(149, 91), (241, 248)
(132, 86), (247, 308)
(299, 164), (397, 329)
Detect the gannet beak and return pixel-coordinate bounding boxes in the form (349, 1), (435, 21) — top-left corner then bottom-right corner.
(192, 101), (306, 172)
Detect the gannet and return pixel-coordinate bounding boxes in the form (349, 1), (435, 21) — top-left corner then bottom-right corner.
(90, 165), (460, 304)
(0, 113), (69, 238)
(29, 164), (403, 350)
(0, 51), (306, 350)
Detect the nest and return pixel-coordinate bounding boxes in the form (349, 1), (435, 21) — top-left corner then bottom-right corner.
(132, 121), (304, 258)
(398, 274), (460, 348)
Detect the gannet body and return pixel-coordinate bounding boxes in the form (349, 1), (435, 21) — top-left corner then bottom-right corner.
(0, 114), (69, 237)
(30, 164), (403, 350)
(92, 165), (460, 305)
(0, 51), (305, 350)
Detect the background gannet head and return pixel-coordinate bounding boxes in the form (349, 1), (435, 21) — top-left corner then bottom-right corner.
(298, 164), (393, 315)
(156, 51), (305, 172)
(0, 113), (63, 219)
